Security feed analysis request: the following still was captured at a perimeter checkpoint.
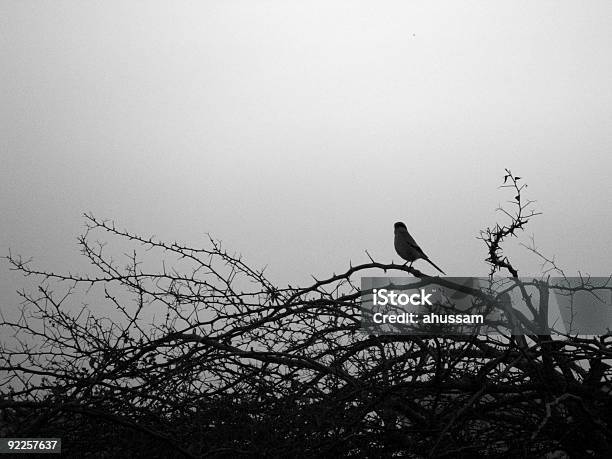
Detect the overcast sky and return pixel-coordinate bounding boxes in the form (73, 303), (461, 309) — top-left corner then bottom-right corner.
(2, 1), (611, 308)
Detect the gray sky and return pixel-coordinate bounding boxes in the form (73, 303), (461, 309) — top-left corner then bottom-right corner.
(2, 1), (611, 308)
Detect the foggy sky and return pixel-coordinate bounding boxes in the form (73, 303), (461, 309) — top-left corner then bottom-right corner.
(2, 1), (611, 308)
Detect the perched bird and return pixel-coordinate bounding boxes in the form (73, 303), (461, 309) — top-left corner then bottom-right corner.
(394, 222), (445, 275)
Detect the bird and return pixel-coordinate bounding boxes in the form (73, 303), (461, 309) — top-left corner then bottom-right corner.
(394, 222), (445, 275)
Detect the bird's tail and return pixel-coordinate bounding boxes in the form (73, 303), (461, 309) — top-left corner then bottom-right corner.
(425, 258), (446, 275)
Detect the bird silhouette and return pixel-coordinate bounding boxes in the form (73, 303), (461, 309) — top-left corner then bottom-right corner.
(394, 221), (445, 275)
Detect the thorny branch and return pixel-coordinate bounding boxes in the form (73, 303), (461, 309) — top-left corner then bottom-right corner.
(1, 172), (611, 457)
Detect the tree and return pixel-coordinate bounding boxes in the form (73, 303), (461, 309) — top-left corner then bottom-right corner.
(1, 170), (611, 458)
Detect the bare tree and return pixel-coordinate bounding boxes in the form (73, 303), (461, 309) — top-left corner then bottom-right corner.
(1, 171), (611, 458)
